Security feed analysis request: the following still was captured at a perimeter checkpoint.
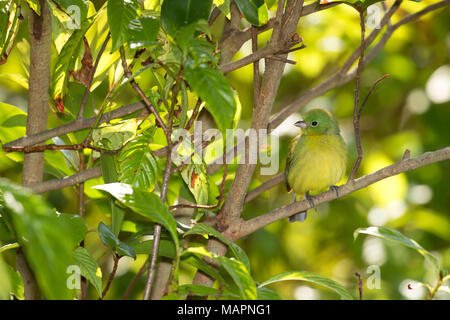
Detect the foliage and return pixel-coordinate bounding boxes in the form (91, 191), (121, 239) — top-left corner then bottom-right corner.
(0, 0), (448, 301)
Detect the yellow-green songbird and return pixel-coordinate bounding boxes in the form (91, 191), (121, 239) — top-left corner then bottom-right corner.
(285, 108), (347, 222)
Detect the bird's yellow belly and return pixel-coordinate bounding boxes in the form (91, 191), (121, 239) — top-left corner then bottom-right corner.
(287, 135), (346, 196)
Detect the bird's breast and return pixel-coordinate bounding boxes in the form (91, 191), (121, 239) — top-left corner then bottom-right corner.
(287, 134), (347, 195)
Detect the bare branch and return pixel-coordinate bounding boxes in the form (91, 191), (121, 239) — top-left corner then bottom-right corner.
(233, 146), (450, 241)
(348, 8), (367, 181)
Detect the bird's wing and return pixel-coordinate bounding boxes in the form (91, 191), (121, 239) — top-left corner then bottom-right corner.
(285, 133), (302, 192)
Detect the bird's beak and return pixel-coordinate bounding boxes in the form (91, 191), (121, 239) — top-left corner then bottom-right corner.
(294, 120), (307, 129)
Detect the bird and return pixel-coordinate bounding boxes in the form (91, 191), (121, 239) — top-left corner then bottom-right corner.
(285, 108), (347, 222)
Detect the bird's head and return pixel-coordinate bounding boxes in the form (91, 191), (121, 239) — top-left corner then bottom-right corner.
(294, 108), (340, 135)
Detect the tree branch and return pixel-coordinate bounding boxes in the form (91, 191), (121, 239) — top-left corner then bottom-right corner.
(232, 146), (450, 241)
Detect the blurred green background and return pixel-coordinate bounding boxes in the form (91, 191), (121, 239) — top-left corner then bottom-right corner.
(0, 0), (449, 299)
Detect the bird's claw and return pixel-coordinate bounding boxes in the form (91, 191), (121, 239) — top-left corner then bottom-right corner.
(305, 191), (317, 212)
(330, 185), (340, 198)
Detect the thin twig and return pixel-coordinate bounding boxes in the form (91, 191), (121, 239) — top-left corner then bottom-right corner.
(78, 149), (87, 300)
(355, 272), (363, 300)
(143, 75), (179, 300)
(119, 46), (168, 134)
(348, 8), (366, 182)
(231, 146), (450, 241)
(122, 258), (149, 300)
(101, 254), (120, 299)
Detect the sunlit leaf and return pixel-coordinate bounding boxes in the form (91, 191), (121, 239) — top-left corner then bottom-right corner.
(50, 18), (93, 103)
(184, 61), (236, 133)
(93, 183), (179, 252)
(259, 271), (354, 300)
(128, 16), (160, 49)
(74, 246), (102, 297)
(217, 256), (257, 300)
(354, 226), (440, 272)
(0, 180), (76, 299)
(234, 0), (269, 26)
(161, 0), (213, 37)
(184, 223), (251, 272)
(107, 0), (139, 51)
(118, 137), (159, 191)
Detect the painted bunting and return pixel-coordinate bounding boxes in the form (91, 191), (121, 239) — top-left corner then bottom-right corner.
(285, 108), (347, 222)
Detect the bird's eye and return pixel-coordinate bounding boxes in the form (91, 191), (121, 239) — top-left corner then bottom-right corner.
(311, 121), (318, 127)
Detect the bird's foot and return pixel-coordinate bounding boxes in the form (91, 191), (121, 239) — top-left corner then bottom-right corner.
(305, 191), (317, 213)
(330, 185), (340, 198)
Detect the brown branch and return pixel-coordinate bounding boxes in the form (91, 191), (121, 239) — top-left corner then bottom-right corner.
(219, 33), (303, 74)
(231, 146), (450, 241)
(122, 258), (149, 300)
(30, 166), (101, 193)
(244, 172), (285, 203)
(4, 101), (146, 148)
(119, 46), (168, 134)
(143, 76), (179, 300)
(348, 8), (366, 181)
(3, 142), (119, 155)
(355, 272), (363, 300)
(78, 149), (87, 300)
(101, 254), (120, 299)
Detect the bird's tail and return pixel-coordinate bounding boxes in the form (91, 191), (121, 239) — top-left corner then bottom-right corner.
(289, 211), (307, 223)
(288, 193), (308, 223)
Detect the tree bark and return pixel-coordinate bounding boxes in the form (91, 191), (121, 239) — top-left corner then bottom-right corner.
(18, 0), (52, 300)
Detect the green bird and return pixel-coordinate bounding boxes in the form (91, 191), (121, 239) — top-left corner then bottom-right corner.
(285, 108), (347, 222)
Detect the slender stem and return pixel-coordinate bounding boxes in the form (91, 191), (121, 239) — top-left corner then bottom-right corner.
(348, 8), (366, 181)
(101, 254), (120, 299)
(355, 272), (363, 300)
(78, 149), (87, 300)
(122, 258), (149, 300)
(119, 46), (168, 134)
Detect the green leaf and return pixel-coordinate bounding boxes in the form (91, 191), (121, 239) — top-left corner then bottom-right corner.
(257, 286), (282, 300)
(98, 221), (136, 259)
(0, 180), (76, 299)
(5, 263), (24, 300)
(182, 254), (226, 283)
(0, 73), (28, 90)
(93, 183), (179, 252)
(354, 226), (440, 272)
(0, 242), (20, 254)
(234, 0), (269, 26)
(98, 221), (120, 247)
(111, 202), (126, 237)
(107, 0), (139, 51)
(27, 0), (40, 15)
(92, 119), (140, 151)
(217, 256), (257, 300)
(118, 137), (159, 191)
(181, 164), (209, 205)
(0, 102), (26, 162)
(73, 247), (102, 297)
(184, 223), (251, 271)
(184, 61), (236, 133)
(161, 0), (213, 37)
(130, 239), (176, 258)
(116, 241), (136, 259)
(259, 271), (354, 300)
(101, 153), (118, 184)
(48, 0), (90, 30)
(57, 213), (87, 248)
(50, 18), (93, 102)
(128, 16), (160, 49)
(214, 0), (231, 18)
